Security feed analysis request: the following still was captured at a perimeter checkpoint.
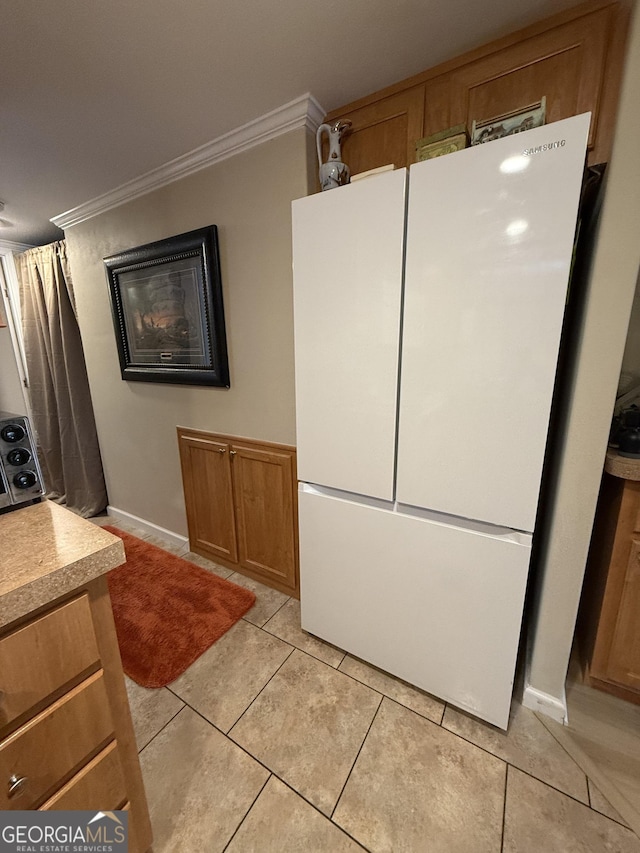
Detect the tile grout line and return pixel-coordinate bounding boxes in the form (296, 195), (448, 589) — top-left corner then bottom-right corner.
(165, 641), (296, 738)
(334, 664), (445, 726)
(163, 643), (379, 849)
(500, 763), (509, 852)
(225, 644), (297, 736)
(221, 773), (272, 852)
(259, 621), (352, 670)
(137, 702), (188, 756)
(329, 693), (385, 823)
(157, 693), (371, 849)
(534, 712), (595, 802)
(276, 776), (373, 852)
(535, 714), (616, 826)
(257, 595), (291, 630)
(270, 636), (448, 723)
(510, 763), (640, 837)
(503, 762), (628, 820)
(154, 692), (301, 801)
(435, 722), (598, 811)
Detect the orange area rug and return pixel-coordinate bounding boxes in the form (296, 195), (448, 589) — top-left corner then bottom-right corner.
(105, 526), (256, 688)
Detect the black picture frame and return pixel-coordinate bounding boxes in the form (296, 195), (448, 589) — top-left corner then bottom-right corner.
(104, 226), (230, 387)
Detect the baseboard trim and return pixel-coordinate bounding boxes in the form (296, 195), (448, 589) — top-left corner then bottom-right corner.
(106, 505), (188, 551)
(522, 682), (568, 724)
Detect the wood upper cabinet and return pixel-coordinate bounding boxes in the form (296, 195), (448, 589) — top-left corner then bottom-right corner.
(329, 87), (424, 175)
(580, 472), (640, 703)
(178, 427), (299, 597)
(326, 0), (628, 173)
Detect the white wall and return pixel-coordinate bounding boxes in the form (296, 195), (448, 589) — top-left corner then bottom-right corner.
(618, 270), (640, 393)
(65, 128), (311, 535)
(0, 325), (25, 415)
(0, 249), (30, 416)
(525, 3), (640, 718)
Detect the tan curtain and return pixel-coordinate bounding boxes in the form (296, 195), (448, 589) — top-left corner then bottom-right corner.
(16, 241), (107, 517)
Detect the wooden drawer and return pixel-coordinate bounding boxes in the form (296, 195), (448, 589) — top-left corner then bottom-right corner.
(0, 671), (114, 809)
(41, 741), (126, 811)
(0, 594), (100, 729)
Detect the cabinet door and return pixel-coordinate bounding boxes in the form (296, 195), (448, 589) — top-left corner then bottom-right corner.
(177, 431), (238, 563)
(606, 538), (640, 691)
(232, 442), (298, 595)
(428, 6), (613, 161)
(325, 87), (425, 175)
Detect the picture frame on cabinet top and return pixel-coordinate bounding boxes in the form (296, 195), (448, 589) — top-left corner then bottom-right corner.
(470, 97), (546, 146)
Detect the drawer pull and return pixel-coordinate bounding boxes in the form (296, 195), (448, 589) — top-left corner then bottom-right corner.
(8, 774), (28, 799)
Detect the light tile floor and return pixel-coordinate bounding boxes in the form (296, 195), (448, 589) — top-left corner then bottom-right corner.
(98, 516), (640, 852)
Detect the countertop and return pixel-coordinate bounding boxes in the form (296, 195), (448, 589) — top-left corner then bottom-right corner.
(0, 500), (125, 630)
(605, 448), (640, 481)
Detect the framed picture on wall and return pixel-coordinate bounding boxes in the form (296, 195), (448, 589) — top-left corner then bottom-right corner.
(104, 226), (229, 386)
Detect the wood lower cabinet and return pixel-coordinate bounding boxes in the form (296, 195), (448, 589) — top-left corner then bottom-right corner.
(0, 581), (152, 851)
(579, 470), (640, 703)
(179, 432), (239, 565)
(41, 742), (127, 811)
(325, 0), (628, 173)
(178, 427), (299, 597)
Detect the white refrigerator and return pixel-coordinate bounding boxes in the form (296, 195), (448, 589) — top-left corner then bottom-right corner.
(292, 113), (590, 729)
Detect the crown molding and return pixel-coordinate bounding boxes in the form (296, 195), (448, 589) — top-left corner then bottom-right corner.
(52, 93), (325, 231)
(0, 239), (35, 255)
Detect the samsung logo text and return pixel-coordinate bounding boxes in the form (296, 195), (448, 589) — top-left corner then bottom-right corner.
(523, 139), (566, 156)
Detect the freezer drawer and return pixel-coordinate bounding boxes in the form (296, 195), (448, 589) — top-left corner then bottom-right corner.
(299, 486), (532, 729)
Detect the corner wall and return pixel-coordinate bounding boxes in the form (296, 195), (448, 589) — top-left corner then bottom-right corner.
(65, 128), (311, 536)
(525, 3), (640, 717)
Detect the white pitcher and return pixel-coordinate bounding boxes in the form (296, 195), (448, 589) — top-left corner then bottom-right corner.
(316, 121), (352, 191)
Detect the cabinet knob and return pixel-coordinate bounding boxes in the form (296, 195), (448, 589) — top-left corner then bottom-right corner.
(8, 774), (28, 799)
(217, 448), (226, 454)
(229, 450), (237, 457)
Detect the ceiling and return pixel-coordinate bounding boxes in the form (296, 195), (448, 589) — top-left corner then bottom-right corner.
(1, 0), (578, 246)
